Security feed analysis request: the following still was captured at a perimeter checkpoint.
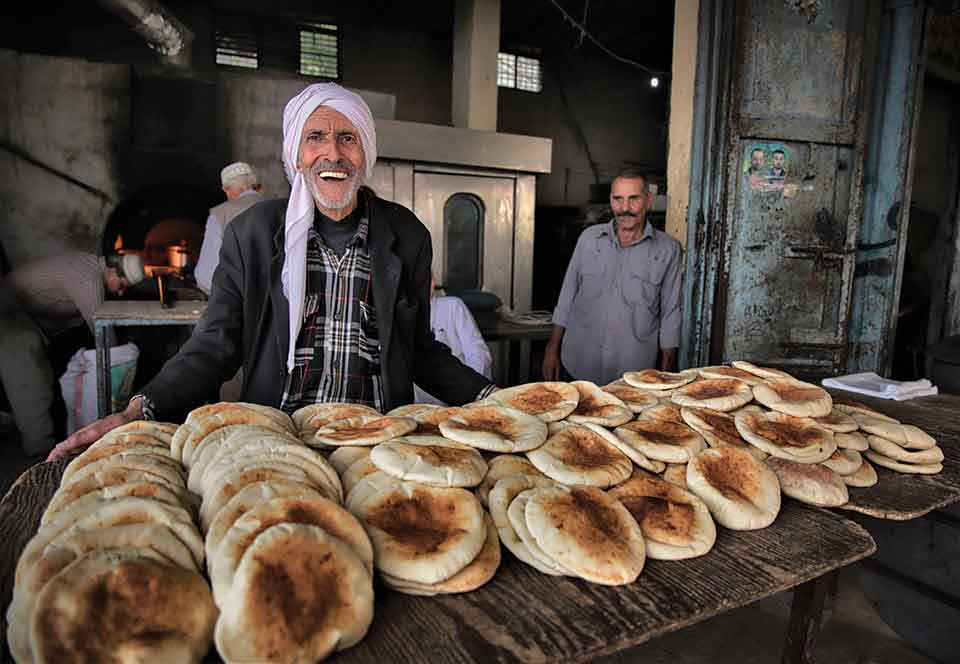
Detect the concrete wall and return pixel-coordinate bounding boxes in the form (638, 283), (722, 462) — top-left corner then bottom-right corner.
(0, 50), (129, 266)
(665, 0), (699, 247)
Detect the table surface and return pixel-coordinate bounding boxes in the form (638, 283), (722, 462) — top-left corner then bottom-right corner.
(93, 300), (207, 325)
(0, 459), (874, 663)
(826, 391), (960, 520)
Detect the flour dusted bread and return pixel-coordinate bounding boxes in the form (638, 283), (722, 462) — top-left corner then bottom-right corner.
(671, 378), (753, 412)
(752, 378), (832, 418)
(686, 447), (781, 530)
(486, 382), (579, 422)
(348, 474), (486, 584)
(214, 524), (374, 664)
(610, 471), (716, 560)
(370, 436), (487, 487)
(526, 423), (632, 487)
(565, 381), (633, 427)
(765, 457), (848, 507)
(439, 405), (548, 452)
(31, 549), (216, 664)
(524, 485), (646, 585)
(735, 410), (836, 463)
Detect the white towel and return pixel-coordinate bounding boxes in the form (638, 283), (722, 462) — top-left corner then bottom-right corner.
(821, 372), (938, 401)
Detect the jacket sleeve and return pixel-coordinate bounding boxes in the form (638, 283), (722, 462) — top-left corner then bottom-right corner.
(408, 236), (492, 404)
(140, 222), (245, 420)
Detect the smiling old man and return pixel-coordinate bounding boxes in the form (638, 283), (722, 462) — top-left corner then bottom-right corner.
(50, 83), (496, 460)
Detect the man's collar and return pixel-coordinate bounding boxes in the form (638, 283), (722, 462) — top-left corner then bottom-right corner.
(606, 217), (654, 247)
(238, 189), (260, 199)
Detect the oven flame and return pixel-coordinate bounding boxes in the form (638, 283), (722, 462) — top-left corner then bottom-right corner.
(114, 235), (123, 251)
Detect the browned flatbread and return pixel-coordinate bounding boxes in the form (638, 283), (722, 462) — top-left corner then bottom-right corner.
(609, 470), (716, 560)
(526, 424), (633, 487)
(765, 457), (848, 507)
(735, 411), (836, 463)
(311, 415), (417, 447)
(686, 447), (781, 530)
(601, 380), (660, 413)
(487, 382), (579, 422)
(410, 406), (466, 434)
(475, 454), (547, 507)
(813, 408), (858, 433)
(697, 365), (767, 386)
(671, 378), (754, 412)
(439, 405), (547, 453)
(842, 459), (878, 487)
(821, 448), (864, 476)
(680, 406), (767, 460)
(729, 360), (794, 381)
(565, 381), (633, 427)
(623, 369), (698, 390)
(612, 420), (706, 464)
(662, 463), (688, 489)
(641, 401), (686, 425)
(752, 378), (832, 418)
(832, 400), (900, 423)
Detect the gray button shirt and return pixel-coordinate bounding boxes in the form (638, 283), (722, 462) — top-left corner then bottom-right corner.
(552, 219), (683, 385)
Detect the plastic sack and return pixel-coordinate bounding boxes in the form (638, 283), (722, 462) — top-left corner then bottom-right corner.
(59, 342), (139, 434)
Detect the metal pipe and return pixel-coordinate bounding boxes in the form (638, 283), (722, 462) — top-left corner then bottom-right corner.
(97, 0), (193, 66)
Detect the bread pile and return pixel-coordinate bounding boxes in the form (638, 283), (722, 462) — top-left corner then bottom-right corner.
(7, 421), (216, 664)
(171, 402), (373, 664)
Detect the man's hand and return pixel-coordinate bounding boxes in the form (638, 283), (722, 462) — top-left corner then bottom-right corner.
(542, 344), (562, 381)
(46, 397), (144, 462)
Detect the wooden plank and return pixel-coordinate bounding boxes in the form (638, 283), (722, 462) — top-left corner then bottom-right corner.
(781, 573), (832, 664)
(0, 460), (874, 664)
(93, 300), (206, 324)
(825, 392), (960, 520)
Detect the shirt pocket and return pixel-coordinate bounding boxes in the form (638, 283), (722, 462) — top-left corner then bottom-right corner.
(623, 270), (661, 340)
(576, 261), (608, 301)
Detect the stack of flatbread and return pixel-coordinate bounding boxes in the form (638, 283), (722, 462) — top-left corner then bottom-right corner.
(171, 402), (373, 663)
(7, 421), (216, 664)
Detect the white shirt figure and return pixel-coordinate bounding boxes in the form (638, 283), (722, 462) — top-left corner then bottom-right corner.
(195, 189), (263, 294)
(415, 295), (493, 405)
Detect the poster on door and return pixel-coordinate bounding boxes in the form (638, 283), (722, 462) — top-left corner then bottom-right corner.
(743, 143), (789, 193)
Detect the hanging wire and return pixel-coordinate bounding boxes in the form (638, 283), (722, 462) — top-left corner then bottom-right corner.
(546, 0), (670, 78)
(575, 0), (590, 48)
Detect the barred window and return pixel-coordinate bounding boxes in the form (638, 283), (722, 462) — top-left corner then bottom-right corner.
(215, 17), (258, 69)
(497, 52), (542, 93)
(300, 23), (339, 79)
(214, 13), (339, 80)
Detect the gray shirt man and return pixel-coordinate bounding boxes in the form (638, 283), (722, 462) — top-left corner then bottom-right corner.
(552, 219), (683, 384)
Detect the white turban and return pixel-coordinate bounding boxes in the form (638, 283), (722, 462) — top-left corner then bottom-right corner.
(280, 83), (378, 372)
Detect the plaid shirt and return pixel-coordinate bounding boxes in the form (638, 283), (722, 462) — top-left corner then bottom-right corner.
(280, 213), (384, 413)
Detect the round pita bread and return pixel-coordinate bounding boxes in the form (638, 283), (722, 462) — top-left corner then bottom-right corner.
(680, 406), (767, 460)
(61, 452), (185, 491)
(487, 475), (562, 575)
(381, 513), (501, 595)
(293, 402), (379, 434)
(662, 463), (688, 489)
(752, 378), (832, 418)
(813, 409), (858, 433)
(525, 485), (646, 585)
(41, 480), (187, 527)
(311, 415), (417, 447)
(697, 365), (767, 386)
(686, 447), (781, 530)
(580, 422), (666, 473)
(765, 457), (848, 507)
(821, 448), (864, 476)
(671, 378), (753, 412)
(475, 454), (546, 507)
(42, 469), (190, 521)
(731, 403), (767, 416)
(835, 430), (869, 451)
(177, 403), (293, 466)
(386, 404), (437, 417)
(525, 424), (632, 487)
(341, 457), (382, 497)
(640, 401), (687, 425)
(204, 479), (324, 563)
(328, 446), (372, 475)
(729, 360), (794, 381)
(349, 475), (486, 584)
(609, 471), (716, 560)
(62, 442), (171, 483)
(92, 421), (177, 447)
(214, 524), (373, 664)
(735, 411), (836, 463)
(370, 436), (488, 487)
(833, 400), (900, 423)
(623, 369), (698, 390)
(187, 425), (303, 492)
(565, 381), (633, 427)
(200, 442), (342, 503)
(508, 489), (575, 575)
(409, 406), (466, 434)
(612, 420), (706, 464)
(602, 380), (660, 413)
(32, 550), (216, 664)
(842, 459), (878, 487)
(486, 382), (579, 422)
(200, 464), (327, 530)
(858, 420), (937, 450)
(210, 495), (373, 604)
(439, 405), (548, 453)
(864, 451), (942, 475)
(866, 436), (943, 464)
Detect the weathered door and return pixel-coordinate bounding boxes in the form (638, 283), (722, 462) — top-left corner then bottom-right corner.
(714, 0), (874, 376)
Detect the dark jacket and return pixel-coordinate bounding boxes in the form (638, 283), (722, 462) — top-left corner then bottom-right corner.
(142, 190), (491, 420)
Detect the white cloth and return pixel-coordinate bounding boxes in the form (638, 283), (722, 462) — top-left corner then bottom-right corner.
(821, 372), (939, 401)
(415, 296), (492, 405)
(195, 190), (261, 294)
(280, 83), (378, 372)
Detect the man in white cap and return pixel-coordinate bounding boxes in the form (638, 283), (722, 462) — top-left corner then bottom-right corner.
(51, 83), (497, 459)
(0, 251), (144, 455)
(194, 162), (264, 294)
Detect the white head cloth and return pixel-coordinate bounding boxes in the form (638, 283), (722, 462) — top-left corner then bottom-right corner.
(280, 83), (378, 372)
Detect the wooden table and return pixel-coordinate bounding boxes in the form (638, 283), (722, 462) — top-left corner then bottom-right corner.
(478, 314), (553, 386)
(827, 392), (960, 520)
(93, 300), (207, 418)
(0, 459), (874, 664)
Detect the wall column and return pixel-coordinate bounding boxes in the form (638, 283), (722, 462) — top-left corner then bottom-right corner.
(665, 0), (699, 248)
(452, 0), (500, 130)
